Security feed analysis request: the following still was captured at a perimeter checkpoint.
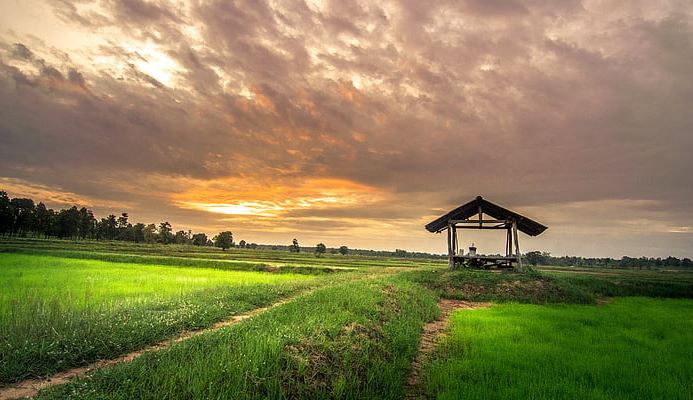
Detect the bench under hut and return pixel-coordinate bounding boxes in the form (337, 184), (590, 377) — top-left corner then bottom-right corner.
(425, 196), (547, 271)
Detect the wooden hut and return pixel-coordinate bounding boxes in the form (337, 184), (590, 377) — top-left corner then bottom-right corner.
(425, 196), (547, 271)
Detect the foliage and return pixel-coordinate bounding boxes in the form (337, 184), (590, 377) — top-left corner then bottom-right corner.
(524, 250), (693, 269)
(214, 231), (234, 250)
(289, 238), (300, 253)
(339, 245), (349, 256)
(191, 232), (208, 246)
(315, 242), (326, 256)
(0, 190), (214, 247)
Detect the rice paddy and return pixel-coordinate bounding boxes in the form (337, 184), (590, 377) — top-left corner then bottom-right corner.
(0, 238), (692, 399)
(423, 298), (693, 399)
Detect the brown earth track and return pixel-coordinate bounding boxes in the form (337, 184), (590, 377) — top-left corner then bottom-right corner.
(405, 299), (490, 400)
(0, 294), (306, 400)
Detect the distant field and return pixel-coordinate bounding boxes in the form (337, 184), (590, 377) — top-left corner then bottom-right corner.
(0, 253), (316, 384)
(423, 297), (693, 399)
(0, 237), (445, 272)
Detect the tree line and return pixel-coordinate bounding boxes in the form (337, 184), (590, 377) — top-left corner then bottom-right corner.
(524, 251), (693, 269)
(0, 191), (259, 250)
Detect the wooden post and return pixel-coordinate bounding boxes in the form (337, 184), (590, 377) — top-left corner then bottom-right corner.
(512, 219), (523, 271)
(478, 204), (483, 229)
(452, 224), (458, 257)
(447, 224), (454, 270)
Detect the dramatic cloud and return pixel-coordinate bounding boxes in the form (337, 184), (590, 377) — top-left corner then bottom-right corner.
(1, 0), (692, 257)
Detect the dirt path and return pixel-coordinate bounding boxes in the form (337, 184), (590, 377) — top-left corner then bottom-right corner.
(405, 299), (491, 400)
(0, 293), (307, 400)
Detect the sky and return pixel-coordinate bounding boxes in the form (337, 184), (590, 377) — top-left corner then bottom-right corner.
(0, 0), (692, 258)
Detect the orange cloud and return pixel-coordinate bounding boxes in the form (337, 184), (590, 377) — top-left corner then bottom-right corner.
(173, 176), (386, 217)
(0, 177), (128, 208)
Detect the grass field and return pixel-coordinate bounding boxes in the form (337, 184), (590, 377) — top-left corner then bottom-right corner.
(423, 297), (693, 399)
(0, 253), (317, 384)
(1, 238), (692, 399)
(35, 275), (439, 399)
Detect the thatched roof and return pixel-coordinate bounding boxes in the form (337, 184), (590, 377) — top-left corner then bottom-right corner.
(425, 196), (548, 236)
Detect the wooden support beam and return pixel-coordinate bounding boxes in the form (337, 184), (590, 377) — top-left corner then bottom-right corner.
(447, 224), (454, 270)
(512, 219), (523, 272)
(478, 204), (483, 229)
(449, 219), (509, 224)
(455, 226), (509, 230)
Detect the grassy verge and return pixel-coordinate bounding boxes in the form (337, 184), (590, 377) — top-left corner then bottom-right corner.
(0, 254), (318, 385)
(554, 273), (693, 299)
(35, 275), (439, 399)
(423, 297), (693, 399)
(407, 267), (693, 304)
(406, 269), (593, 304)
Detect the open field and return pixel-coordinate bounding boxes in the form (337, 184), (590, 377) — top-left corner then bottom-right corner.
(423, 297), (693, 399)
(1, 238), (692, 399)
(0, 253), (317, 385)
(0, 238), (444, 272)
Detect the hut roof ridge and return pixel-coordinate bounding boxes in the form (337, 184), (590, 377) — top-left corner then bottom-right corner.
(425, 196), (548, 236)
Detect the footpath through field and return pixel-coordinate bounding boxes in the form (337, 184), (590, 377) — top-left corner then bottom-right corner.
(405, 299), (490, 399)
(0, 290), (313, 400)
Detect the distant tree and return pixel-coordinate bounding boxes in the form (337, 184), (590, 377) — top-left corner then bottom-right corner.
(238, 239), (246, 248)
(174, 230), (189, 244)
(56, 206), (80, 239)
(248, 242), (258, 249)
(104, 215), (118, 240)
(339, 245), (349, 256)
(315, 243), (326, 256)
(143, 223), (158, 243)
(289, 238), (300, 253)
(524, 251), (546, 266)
(133, 223), (146, 242)
(158, 221), (173, 244)
(33, 202), (54, 238)
(192, 233), (208, 246)
(117, 213), (129, 229)
(0, 191), (12, 236)
(214, 231), (234, 251)
(10, 197), (35, 236)
(78, 207), (96, 239)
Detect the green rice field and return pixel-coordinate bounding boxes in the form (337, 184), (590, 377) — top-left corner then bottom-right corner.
(0, 238), (692, 399)
(423, 298), (693, 399)
(0, 253), (316, 384)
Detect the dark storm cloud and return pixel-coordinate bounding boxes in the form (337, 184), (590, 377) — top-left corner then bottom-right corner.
(1, 0), (692, 256)
(12, 43), (34, 60)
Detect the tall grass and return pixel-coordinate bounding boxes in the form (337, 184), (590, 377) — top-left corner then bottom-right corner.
(35, 275), (439, 399)
(0, 254), (317, 384)
(424, 297), (693, 399)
